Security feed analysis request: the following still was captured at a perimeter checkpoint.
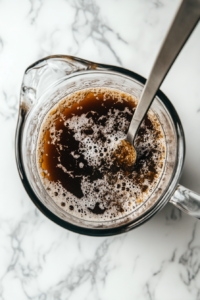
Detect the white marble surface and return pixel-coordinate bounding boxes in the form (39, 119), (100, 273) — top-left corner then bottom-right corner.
(0, 0), (200, 299)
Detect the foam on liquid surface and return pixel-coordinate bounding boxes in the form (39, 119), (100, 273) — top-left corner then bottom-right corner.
(37, 88), (165, 221)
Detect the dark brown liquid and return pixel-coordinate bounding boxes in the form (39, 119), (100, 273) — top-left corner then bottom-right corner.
(39, 90), (165, 217)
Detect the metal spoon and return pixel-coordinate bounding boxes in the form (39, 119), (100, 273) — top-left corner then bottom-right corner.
(125, 0), (200, 163)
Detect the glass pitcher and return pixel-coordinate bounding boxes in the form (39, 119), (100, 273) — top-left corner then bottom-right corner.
(15, 55), (200, 236)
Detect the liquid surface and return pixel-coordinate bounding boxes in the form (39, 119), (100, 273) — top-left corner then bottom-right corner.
(37, 88), (165, 221)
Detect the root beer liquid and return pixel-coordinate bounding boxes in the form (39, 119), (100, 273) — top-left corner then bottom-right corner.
(37, 88), (165, 221)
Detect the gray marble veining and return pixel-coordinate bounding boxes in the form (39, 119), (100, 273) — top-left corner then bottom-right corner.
(0, 0), (200, 299)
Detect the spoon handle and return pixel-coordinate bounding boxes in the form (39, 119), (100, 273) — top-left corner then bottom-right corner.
(127, 0), (200, 145)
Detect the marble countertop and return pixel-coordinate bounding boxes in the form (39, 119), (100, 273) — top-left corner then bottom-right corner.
(1, 0), (200, 299)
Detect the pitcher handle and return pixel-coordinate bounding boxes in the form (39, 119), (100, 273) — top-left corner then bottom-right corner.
(170, 185), (200, 218)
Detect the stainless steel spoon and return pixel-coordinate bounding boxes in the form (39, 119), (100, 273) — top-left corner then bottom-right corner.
(126, 0), (200, 162)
